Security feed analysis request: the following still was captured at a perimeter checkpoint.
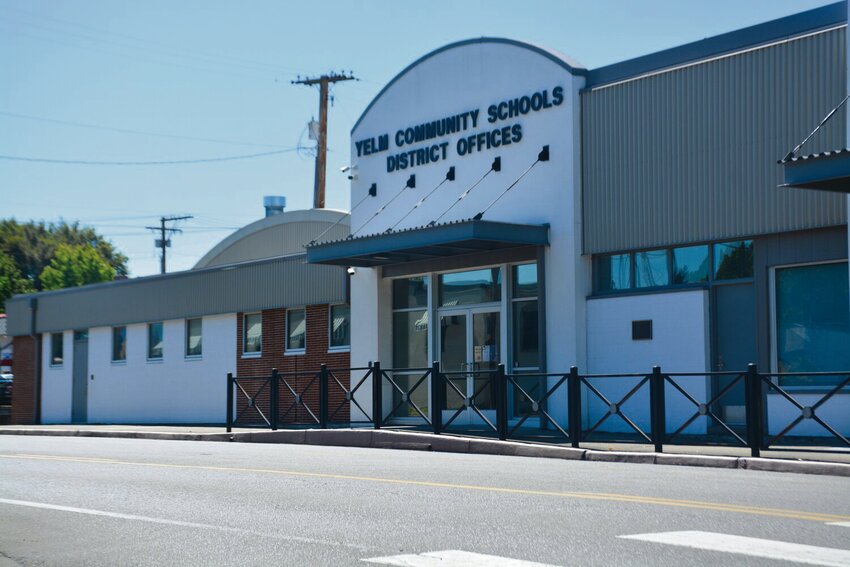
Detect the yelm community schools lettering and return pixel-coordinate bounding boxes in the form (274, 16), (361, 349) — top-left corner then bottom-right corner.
(354, 86), (564, 173)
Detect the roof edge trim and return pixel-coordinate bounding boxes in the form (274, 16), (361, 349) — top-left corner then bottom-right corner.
(586, 1), (846, 88)
(351, 37), (587, 133)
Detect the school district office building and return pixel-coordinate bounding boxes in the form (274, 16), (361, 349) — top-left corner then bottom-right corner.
(5, 2), (849, 436)
(5, 209), (351, 424)
(306, 2), (849, 437)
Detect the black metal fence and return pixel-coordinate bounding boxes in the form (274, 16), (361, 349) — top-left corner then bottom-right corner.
(226, 363), (850, 456)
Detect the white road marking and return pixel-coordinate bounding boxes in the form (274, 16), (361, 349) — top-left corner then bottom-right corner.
(827, 521), (850, 528)
(363, 549), (560, 567)
(619, 530), (850, 567)
(0, 497), (369, 550)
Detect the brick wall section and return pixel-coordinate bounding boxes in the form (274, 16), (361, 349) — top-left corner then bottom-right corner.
(11, 335), (38, 424)
(235, 305), (351, 426)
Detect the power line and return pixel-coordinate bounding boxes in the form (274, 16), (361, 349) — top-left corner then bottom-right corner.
(0, 110), (289, 149)
(0, 148), (298, 166)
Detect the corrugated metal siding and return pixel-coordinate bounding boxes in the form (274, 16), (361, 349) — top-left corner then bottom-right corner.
(582, 26), (848, 254)
(4, 254), (346, 335)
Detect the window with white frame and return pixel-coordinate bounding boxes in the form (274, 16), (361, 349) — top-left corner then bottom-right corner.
(286, 308), (306, 352)
(329, 304), (350, 350)
(243, 313), (262, 354)
(186, 318), (202, 357)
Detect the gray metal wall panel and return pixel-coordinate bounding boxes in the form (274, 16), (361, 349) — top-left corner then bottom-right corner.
(4, 255), (346, 335)
(582, 27), (848, 254)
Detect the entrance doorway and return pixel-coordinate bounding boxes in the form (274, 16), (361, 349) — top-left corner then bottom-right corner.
(71, 330), (88, 423)
(438, 308), (500, 427)
(712, 283), (756, 426)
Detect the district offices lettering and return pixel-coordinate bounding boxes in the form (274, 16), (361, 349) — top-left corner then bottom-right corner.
(354, 86), (564, 173)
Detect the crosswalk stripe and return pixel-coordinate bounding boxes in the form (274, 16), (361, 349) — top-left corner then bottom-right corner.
(827, 521), (850, 528)
(363, 550), (560, 567)
(619, 530), (850, 567)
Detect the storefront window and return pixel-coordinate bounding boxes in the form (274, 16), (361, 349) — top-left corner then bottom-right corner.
(714, 240), (753, 280)
(776, 262), (850, 387)
(672, 245), (709, 284)
(511, 264), (538, 370)
(635, 249), (669, 288)
(392, 310), (428, 368)
(392, 276), (428, 309)
(439, 268), (501, 306)
(596, 253), (631, 291)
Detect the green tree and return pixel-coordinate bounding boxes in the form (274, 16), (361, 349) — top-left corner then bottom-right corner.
(0, 252), (34, 312)
(0, 219), (128, 290)
(39, 244), (116, 291)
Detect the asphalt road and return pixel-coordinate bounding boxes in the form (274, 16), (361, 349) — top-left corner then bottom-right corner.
(0, 436), (848, 566)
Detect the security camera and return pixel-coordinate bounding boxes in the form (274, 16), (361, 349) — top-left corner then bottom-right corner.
(341, 165), (358, 180)
(340, 165), (351, 173)
(346, 266), (356, 276)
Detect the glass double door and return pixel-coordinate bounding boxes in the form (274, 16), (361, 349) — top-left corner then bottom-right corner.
(438, 308), (500, 427)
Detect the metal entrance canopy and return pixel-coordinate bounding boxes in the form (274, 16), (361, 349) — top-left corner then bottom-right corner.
(305, 219), (549, 267)
(779, 149), (850, 193)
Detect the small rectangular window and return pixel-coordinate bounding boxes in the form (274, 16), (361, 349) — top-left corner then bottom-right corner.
(439, 268), (501, 306)
(329, 304), (350, 349)
(714, 240), (753, 280)
(635, 249), (669, 288)
(147, 322), (163, 359)
(596, 253), (631, 291)
(286, 308), (306, 351)
(112, 326), (127, 361)
(243, 313), (262, 354)
(512, 263), (538, 298)
(672, 245), (709, 284)
(186, 318), (202, 357)
(50, 333), (63, 366)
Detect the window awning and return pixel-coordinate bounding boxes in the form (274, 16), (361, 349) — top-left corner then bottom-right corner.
(779, 149), (850, 193)
(306, 219), (549, 267)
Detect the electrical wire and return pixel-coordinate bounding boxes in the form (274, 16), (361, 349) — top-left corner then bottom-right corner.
(0, 147), (298, 166)
(0, 111), (289, 149)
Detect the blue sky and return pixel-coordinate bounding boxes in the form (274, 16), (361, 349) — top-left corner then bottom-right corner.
(0, 0), (835, 276)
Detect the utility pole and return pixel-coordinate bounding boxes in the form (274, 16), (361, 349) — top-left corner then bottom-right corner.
(146, 215), (193, 274)
(293, 71), (356, 209)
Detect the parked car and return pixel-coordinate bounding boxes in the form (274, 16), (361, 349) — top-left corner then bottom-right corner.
(0, 373), (12, 406)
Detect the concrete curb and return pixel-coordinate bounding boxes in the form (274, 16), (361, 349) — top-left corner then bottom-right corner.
(1, 427), (848, 477)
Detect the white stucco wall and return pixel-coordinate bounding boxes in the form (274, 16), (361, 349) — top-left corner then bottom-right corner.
(40, 330), (73, 424)
(585, 289), (711, 434)
(85, 314), (236, 424)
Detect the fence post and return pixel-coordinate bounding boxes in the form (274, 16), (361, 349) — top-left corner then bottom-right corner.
(431, 361), (442, 435)
(226, 373), (234, 433)
(650, 365), (665, 453)
(372, 361), (382, 429)
(319, 364), (328, 429)
(745, 363), (762, 458)
(568, 366), (581, 448)
(497, 364), (508, 441)
(270, 368), (279, 431)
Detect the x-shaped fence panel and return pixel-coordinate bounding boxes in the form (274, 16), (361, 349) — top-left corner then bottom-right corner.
(230, 376), (272, 428)
(761, 372), (850, 449)
(506, 373), (570, 440)
(327, 366), (373, 426)
(381, 367), (433, 425)
(664, 372), (748, 447)
(581, 374), (653, 443)
(439, 369), (498, 433)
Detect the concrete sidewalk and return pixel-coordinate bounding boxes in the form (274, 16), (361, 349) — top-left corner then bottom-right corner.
(1, 424), (849, 477)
